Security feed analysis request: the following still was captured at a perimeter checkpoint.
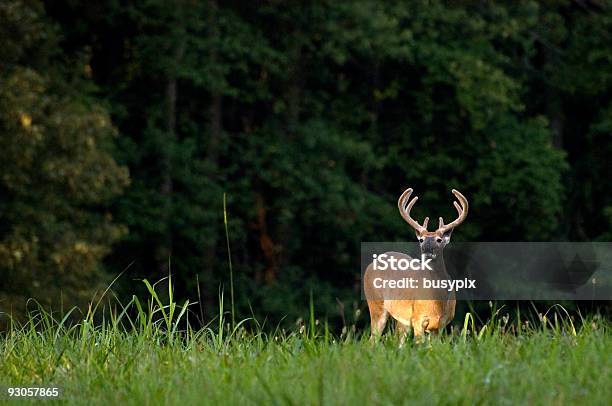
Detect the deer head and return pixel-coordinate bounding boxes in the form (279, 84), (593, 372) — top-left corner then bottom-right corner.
(397, 188), (468, 260)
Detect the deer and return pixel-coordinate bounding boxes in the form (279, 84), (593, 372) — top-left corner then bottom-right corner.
(364, 187), (468, 342)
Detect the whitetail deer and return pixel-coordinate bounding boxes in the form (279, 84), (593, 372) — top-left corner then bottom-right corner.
(364, 188), (468, 341)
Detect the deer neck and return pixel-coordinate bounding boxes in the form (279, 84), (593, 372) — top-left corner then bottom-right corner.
(426, 255), (449, 278)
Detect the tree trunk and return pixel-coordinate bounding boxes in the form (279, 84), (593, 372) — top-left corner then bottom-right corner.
(201, 0), (222, 279)
(159, 42), (185, 274)
(267, 39), (303, 283)
(206, 0), (222, 166)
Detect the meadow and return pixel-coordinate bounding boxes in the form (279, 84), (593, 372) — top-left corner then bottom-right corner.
(1, 281), (610, 405)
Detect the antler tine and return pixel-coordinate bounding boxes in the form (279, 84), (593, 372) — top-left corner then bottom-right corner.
(397, 188), (414, 215)
(452, 189), (469, 211)
(437, 189), (469, 234)
(438, 216), (444, 229)
(397, 188), (428, 233)
(453, 201), (462, 215)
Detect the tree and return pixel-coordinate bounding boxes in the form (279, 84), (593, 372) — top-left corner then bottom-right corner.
(0, 0), (129, 319)
(39, 0), (612, 324)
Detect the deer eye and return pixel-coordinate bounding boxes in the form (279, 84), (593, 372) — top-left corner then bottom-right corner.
(418, 238), (424, 243)
(436, 238), (443, 243)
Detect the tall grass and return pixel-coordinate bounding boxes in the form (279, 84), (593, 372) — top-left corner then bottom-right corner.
(223, 192), (236, 328)
(0, 279), (610, 404)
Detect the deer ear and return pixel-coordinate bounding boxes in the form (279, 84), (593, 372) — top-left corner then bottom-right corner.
(442, 228), (453, 243)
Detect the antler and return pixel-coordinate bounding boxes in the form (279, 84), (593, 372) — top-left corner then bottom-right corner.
(437, 189), (469, 234)
(397, 188), (429, 234)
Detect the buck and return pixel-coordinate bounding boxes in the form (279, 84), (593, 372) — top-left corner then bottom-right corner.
(364, 187), (468, 341)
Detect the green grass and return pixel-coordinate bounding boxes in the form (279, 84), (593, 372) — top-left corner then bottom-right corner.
(0, 283), (610, 405)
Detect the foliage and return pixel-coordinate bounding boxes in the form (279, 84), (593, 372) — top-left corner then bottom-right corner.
(0, 0), (128, 317)
(1, 0), (611, 322)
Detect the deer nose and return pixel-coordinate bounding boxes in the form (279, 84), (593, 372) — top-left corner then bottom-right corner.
(423, 252), (437, 260)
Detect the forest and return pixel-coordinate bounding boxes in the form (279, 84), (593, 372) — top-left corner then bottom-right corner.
(1, 0), (611, 327)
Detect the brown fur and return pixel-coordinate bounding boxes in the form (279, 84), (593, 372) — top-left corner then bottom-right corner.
(364, 252), (456, 342)
(366, 188), (467, 343)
